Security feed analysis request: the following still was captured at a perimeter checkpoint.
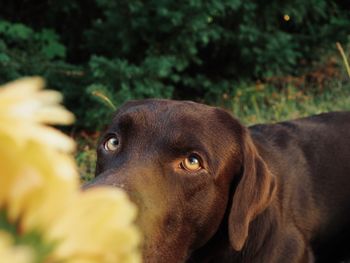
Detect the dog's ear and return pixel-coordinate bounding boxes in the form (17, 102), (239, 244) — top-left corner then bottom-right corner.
(228, 128), (276, 251)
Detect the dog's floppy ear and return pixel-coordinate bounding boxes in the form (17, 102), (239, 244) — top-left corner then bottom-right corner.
(228, 128), (276, 251)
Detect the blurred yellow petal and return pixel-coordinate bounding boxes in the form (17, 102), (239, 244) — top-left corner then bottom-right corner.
(0, 77), (78, 233)
(5, 142), (78, 230)
(0, 231), (34, 263)
(0, 77), (43, 98)
(47, 187), (141, 263)
(6, 167), (43, 222)
(0, 77), (75, 151)
(26, 126), (75, 153)
(34, 106), (75, 125)
(36, 89), (63, 103)
(0, 135), (21, 206)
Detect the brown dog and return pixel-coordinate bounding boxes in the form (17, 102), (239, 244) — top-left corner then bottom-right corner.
(84, 99), (350, 263)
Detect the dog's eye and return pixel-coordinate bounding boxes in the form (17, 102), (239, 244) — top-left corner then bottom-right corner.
(104, 136), (119, 152)
(181, 154), (202, 172)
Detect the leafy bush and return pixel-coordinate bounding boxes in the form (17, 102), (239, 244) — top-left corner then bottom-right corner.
(0, 20), (66, 79)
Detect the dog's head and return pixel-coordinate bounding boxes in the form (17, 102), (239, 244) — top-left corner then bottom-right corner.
(84, 99), (275, 262)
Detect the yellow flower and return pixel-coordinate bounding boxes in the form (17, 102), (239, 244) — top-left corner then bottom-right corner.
(4, 141), (78, 231)
(0, 231), (34, 263)
(0, 77), (75, 152)
(47, 187), (141, 263)
(0, 77), (78, 229)
(0, 77), (141, 263)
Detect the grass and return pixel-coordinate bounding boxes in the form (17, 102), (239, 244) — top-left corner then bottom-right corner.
(75, 133), (99, 183)
(231, 79), (350, 126)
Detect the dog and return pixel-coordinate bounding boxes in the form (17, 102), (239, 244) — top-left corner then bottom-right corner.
(84, 99), (350, 263)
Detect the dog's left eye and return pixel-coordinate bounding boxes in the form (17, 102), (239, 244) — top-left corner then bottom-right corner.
(181, 154), (202, 172)
(104, 136), (119, 152)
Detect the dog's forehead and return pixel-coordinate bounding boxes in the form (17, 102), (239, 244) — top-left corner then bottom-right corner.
(107, 100), (240, 152)
(113, 99), (215, 128)
(120, 99), (212, 114)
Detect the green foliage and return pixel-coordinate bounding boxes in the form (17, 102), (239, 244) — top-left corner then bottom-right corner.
(76, 148), (96, 183)
(0, 20), (66, 80)
(0, 0), (350, 130)
(75, 135), (98, 182)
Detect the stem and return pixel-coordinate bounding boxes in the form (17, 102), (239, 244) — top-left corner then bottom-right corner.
(336, 42), (350, 79)
(91, 91), (117, 111)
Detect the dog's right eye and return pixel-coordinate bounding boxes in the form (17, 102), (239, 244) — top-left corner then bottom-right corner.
(180, 154), (203, 172)
(104, 136), (120, 152)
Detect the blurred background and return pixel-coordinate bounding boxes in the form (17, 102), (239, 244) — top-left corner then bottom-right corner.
(1, 0), (350, 179)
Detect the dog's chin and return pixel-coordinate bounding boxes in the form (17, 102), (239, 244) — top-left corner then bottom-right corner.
(142, 246), (189, 263)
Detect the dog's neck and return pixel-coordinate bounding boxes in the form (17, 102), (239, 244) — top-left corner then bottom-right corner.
(189, 203), (279, 263)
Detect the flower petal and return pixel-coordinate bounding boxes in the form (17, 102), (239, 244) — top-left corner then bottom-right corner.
(0, 231), (34, 263)
(47, 187), (141, 263)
